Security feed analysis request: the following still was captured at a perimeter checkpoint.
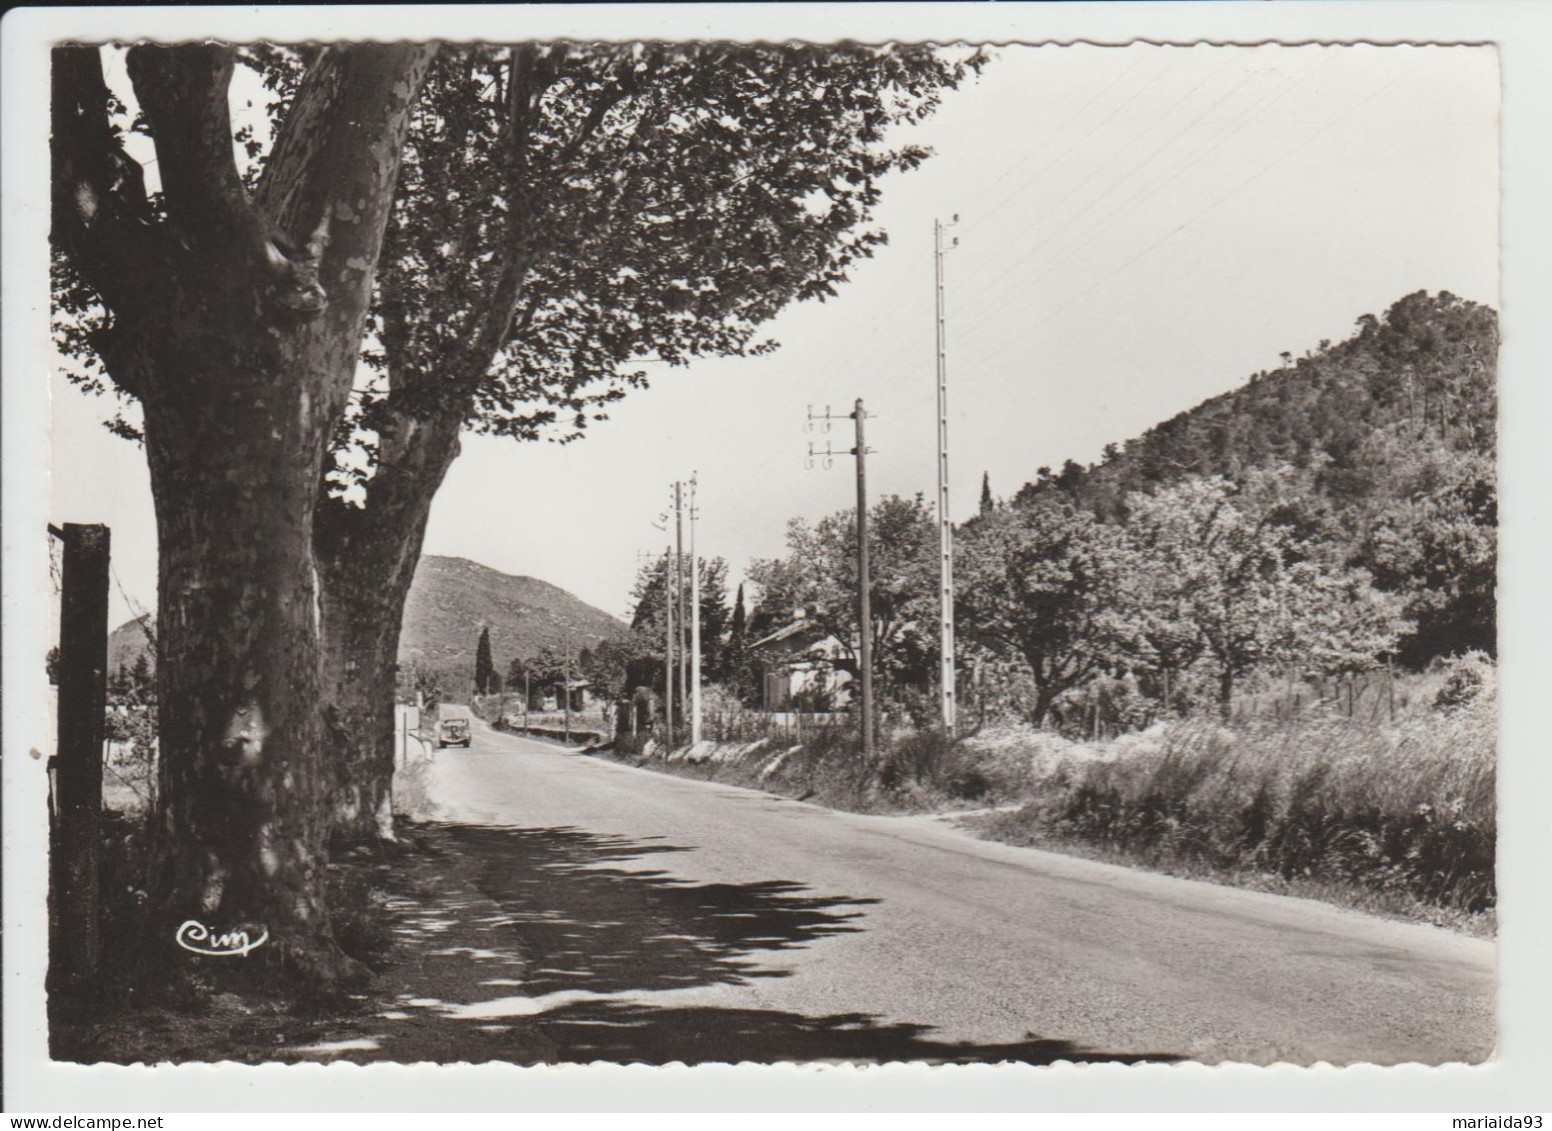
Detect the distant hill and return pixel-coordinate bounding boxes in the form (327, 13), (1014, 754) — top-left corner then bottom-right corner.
(105, 554), (627, 684)
(108, 615), (155, 674)
(398, 555), (626, 684)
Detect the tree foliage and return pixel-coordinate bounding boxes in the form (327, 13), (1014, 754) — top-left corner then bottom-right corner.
(955, 499), (1128, 725)
(1010, 291), (1496, 670)
(623, 553), (733, 694)
(327, 42), (984, 490)
(474, 626), (495, 694)
(747, 493), (939, 696)
(1116, 472), (1409, 716)
(1356, 452), (1496, 666)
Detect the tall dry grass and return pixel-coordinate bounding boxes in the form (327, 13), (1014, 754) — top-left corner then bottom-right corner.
(597, 664), (1496, 925)
(977, 693), (1496, 919)
(608, 713), (1016, 814)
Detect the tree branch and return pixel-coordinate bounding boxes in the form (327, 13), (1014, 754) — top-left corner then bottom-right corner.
(51, 45), (169, 322)
(125, 44), (248, 243)
(452, 43), (572, 394)
(554, 63), (636, 169)
(254, 44), (438, 323)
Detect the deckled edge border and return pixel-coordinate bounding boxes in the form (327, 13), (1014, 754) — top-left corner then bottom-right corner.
(4, 0), (1546, 1114)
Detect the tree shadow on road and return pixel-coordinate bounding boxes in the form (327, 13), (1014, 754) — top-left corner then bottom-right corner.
(275, 821), (1180, 1066)
(447, 822), (874, 994)
(502, 1000), (1179, 1065)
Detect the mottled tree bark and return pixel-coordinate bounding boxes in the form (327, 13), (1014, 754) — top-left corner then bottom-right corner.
(52, 42), (436, 988)
(315, 407), (462, 846)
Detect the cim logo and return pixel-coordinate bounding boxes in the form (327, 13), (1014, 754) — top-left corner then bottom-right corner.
(174, 919), (269, 957)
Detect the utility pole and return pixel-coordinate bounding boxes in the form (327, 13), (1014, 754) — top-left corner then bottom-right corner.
(674, 480), (689, 742)
(854, 401), (875, 759)
(664, 543), (675, 739)
(651, 510), (675, 740)
(689, 473), (703, 746)
(934, 216), (960, 737)
(563, 630), (572, 744)
(807, 402), (875, 758)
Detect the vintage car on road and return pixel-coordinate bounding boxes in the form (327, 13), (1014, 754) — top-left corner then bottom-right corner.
(436, 717), (471, 749)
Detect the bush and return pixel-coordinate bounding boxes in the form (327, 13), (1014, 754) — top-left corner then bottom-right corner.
(1433, 650), (1496, 712)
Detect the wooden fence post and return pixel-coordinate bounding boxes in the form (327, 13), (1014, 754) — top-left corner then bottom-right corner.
(49, 522), (110, 994)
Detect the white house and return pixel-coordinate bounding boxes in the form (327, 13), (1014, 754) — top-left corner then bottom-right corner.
(748, 613), (854, 712)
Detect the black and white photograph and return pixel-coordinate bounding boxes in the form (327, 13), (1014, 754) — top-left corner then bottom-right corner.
(6, 0), (1551, 1117)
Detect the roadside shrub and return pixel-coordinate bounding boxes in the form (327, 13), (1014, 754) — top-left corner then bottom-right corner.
(1433, 650), (1496, 712)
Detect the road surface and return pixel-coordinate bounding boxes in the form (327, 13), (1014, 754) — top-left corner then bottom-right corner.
(354, 714), (1494, 1066)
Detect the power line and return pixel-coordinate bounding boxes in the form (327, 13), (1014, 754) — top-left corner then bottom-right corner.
(952, 52), (1239, 316)
(826, 52), (1255, 394)
(955, 50), (1172, 246)
(952, 49), (1153, 238)
(950, 57), (1260, 323)
(970, 59), (1422, 371)
(952, 50), (1335, 360)
(952, 49), (1331, 343)
(830, 54), (1269, 391)
(816, 241), (936, 389)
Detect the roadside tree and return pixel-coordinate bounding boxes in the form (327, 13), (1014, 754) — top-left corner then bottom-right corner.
(625, 553), (731, 711)
(1357, 452), (1495, 666)
(302, 43), (981, 840)
(1119, 473), (1408, 718)
(747, 493), (940, 699)
(474, 627), (495, 695)
(52, 42), (436, 986)
(954, 500), (1129, 726)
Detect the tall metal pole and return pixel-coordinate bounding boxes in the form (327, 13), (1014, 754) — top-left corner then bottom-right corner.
(664, 544), (675, 739)
(934, 218), (957, 736)
(689, 474), (703, 746)
(674, 480), (688, 740)
(854, 400), (875, 758)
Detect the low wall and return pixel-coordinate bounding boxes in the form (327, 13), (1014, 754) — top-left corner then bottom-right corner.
(491, 717), (611, 750)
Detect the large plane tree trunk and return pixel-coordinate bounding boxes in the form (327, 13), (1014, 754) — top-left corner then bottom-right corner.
(141, 346), (350, 984)
(315, 407), (463, 846)
(52, 43), (434, 989)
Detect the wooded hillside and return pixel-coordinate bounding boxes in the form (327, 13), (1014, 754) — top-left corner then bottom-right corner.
(1006, 290), (1496, 668)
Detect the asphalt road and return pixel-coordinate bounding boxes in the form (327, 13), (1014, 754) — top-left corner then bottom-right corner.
(403, 714), (1495, 1066)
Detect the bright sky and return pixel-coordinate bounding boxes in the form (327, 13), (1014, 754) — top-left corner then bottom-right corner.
(48, 42), (1500, 625)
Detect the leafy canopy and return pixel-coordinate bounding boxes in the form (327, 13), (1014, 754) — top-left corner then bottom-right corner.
(347, 42), (982, 484)
(747, 493), (939, 691)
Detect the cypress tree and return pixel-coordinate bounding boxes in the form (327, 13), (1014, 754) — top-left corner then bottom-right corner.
(474, 626), (494, 695)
